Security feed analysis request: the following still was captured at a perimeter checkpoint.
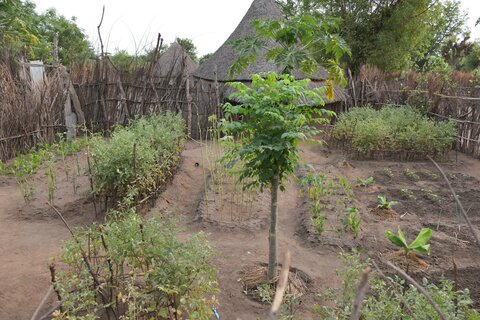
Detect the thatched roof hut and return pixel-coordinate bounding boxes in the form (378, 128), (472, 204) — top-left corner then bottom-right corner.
(154, 42), (198, 81)
(192, 0), (345, 102)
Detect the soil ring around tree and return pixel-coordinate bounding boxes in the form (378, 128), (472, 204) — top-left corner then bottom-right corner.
(240, 262), (311, 304)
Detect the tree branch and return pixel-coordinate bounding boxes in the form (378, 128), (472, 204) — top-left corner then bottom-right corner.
(427, 156), (480, 246)
(350, 267), (371, 320)
(386, 261), (446, 320)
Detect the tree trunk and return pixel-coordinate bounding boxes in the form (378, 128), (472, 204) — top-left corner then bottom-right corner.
(268, 174), (280, 280)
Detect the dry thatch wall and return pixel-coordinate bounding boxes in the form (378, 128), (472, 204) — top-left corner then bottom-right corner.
(348, 66), (480, 159)
(0, 62), (66, 161)
(0, 54), (221, 161)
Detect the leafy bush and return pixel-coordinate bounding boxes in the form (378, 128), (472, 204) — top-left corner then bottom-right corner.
(91, 113), (185, 202)
(314, 252), (480, 319)
(332, 106), (456, 157)
(53, 211), (218, 319)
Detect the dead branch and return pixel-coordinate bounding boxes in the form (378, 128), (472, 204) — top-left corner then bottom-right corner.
(267, 251), (291, 320)
(428, 156), (480, 246)
(31, 286), (53, 320)
(97, 6), (105, 58)
(386, 261), (446, 320)
(47, 203), (116, 319)
(350, 267), (371, 320)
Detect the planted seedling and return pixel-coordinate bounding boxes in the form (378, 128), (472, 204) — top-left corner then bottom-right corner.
(404, 168), (420, 181)
(339, 176), (353, 198)
(386, 227), (432, 257)
(343, 207), (360, 238)
(312, 214), (326, 235)
(421, 188), (442, 204)
(377, 195), (398, 209)
(45, 157), (56, 205)
(0, 161), (8, 176)
(383, 167), (394, 179)
(421, 169), (439, 180)
(400, 188), (416, 200)
(355, 176), (375, 187)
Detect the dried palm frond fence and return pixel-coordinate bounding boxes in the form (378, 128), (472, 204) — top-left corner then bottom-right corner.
(70, 59), (221, 140)
(0, 55), (222, 161)
(0, 62), (66, 161)
(346, 65), (480, 159)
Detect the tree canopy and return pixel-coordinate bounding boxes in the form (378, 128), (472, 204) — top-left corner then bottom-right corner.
(276, 0), (474, 72)
(0, 0), (94, 64)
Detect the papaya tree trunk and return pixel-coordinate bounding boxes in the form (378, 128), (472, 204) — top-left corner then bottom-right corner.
(268, 174), (279, 280)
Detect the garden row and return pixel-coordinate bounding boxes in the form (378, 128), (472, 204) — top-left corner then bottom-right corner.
(0, 113), (221, 319)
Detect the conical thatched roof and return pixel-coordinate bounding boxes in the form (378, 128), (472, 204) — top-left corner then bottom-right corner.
(154, 42), (198, 78)
(193, 0), (329, 82)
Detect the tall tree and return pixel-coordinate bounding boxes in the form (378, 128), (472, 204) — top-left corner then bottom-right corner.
(276, 0), (469, 72)
(175, 37), (198, 62)
(221, 73), (334, 279)
(0, 0), (93, 64)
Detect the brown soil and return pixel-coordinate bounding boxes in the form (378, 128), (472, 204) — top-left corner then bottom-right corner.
(0, 153), (99, 320)
(297, 145), (480, 308)
(1, 141), (480, 319)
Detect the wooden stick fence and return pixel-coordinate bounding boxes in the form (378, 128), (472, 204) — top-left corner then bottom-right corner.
(348, 66), (480, 159)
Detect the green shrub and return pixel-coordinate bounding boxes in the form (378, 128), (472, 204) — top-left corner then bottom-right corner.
(91, 113), (185, 202)
(54, 212), (218, 319)
(332, 106), (456, 157)
(314, 252), (480, 319)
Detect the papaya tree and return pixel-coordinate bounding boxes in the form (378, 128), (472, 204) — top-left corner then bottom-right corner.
(221, 72), (334, 279)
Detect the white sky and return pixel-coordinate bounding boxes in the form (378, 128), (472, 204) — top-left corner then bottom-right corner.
(32, 0), (480, 57)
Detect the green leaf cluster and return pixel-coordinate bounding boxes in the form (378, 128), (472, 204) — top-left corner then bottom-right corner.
(91, 112), (186, 202)
(228, 13), (350, 86)
(221, 72), (334, 191)
(386, 227), (432, 255)
(332, 106), (456, 156)
(55, 212), (218, 319)
(315, 252), (480, 319)
(0, 1), (94, 64)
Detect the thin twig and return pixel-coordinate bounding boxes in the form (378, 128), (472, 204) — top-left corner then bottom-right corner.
(386, 261), (446, 320)
(428, 156), (480, 246)
(47, 203), (116, 319)
(31, 286), (53, 320)
(267, 251), (291, 320)
(38, 301), (64, 320)
(97, 6), (105, 58)
(350, 267), (371, 320)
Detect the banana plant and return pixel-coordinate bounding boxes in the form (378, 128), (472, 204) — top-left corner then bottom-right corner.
(386, 227), (432, 256)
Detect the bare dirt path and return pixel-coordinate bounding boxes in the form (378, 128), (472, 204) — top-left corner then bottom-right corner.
(0, 156), (96, 320)
(154, 141), (343, 319)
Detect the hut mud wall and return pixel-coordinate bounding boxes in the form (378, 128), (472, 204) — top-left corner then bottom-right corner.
(348, 66), (480, 159)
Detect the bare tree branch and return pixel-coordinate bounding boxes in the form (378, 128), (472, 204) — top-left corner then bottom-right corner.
(386, 261), (446, 320)
(31, 286), (53, 320)
(350, 267), (371, 320)
(428, 156), (480, 246)
(97, 6), (105, 58)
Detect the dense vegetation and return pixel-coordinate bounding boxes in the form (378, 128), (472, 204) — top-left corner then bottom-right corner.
(90, 113), (186, 204)
(332, 106), (456, 157)
(0, 0), (93, 64)
(54, 211), (217, 319)
(314, 252), (480, 319)
(277, 0), (479, 73)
